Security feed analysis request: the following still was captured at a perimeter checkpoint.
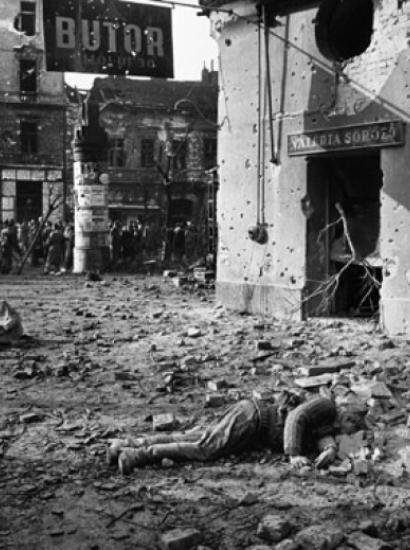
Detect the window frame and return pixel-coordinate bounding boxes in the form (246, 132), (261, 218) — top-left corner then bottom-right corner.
(108, 137), (125, 167)
(20, 120), (38, 154)
(140, 138), (155, 167)
(19, 59), (37, 94)
(20, 1), (36, 36)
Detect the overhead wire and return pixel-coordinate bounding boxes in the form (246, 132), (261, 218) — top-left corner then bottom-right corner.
(146, 0), (410, 122)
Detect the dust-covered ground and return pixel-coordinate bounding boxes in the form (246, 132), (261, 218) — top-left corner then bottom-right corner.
(1, 272), (410, 550)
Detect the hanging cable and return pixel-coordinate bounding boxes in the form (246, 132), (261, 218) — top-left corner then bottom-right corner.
(256, 11), (262, 227)
(262, 4), (277, 165)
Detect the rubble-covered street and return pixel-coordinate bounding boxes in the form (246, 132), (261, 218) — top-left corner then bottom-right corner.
(2, 273), (410, 550)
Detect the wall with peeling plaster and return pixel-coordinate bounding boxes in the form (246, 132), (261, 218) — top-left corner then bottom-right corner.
(211, 0), (410, 334)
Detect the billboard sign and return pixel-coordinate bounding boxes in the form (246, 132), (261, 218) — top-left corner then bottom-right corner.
(43, 0), (173, 78)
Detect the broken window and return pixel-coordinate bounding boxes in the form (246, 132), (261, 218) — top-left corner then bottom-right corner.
(141, 139), (155, 167)
(15, 2), (36, 36)
(20, 121), (38, 154)
(315, 0), (374, 61)
(20, 59), (37, 94)
(108, 137), (125, 167)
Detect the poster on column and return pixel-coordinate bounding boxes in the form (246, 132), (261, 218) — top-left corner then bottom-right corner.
(76, 208), (109, 232)
(76, 186), (107, 208)
(43, 0), (173, 78)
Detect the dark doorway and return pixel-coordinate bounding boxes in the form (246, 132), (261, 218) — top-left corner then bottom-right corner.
(16, 180), (42, 222)
(305, 153), (382, 317)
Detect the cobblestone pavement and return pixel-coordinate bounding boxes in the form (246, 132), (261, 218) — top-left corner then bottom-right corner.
(1, 271), (410, 549)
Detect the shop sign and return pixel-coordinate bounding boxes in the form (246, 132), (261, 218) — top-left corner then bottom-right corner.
(288, 121), (405, 156)
(43, 0), (173, 78)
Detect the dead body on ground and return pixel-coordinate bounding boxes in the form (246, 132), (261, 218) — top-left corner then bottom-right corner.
(108, 391), (366, 475)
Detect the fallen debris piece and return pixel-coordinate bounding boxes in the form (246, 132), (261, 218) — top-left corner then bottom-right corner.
(0, 301), (23, 344)
(186, 327), (202, 338)
(274, 540), (300, 550)
(295, 524), (344, 550)
(329, 459), (352, 476)
(347, 532), (391, 550)
(205, 392), (225, 407)
(256, 514), (292, 543)
(352, 458), (371, 476)
(159, 528), (202, 550)
(294, 374), (334, 389)
(255, 340), (280, 351)
(207, 379), (228, 391)
(153, 413), (177, 432)
(336, 431), (367, 460)
(299, 359), (355, 377)
(19, 412), (45, 424)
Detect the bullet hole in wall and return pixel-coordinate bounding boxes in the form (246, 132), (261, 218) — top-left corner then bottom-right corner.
(225, 38), (232, 46)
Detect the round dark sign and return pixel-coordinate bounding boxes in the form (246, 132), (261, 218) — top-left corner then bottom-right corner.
(315, 0), (374, 61)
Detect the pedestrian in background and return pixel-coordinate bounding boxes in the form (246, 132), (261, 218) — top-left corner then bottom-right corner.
(44, 223), (64, 274)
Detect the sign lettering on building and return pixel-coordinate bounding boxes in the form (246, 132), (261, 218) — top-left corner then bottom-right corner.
(288, 121), (405, 156)
(43, 0), (173, 78)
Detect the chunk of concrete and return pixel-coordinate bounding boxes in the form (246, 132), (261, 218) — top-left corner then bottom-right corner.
(205, 393), (225, 408)
(294, 374), (334, 389)
(336, 431), (367, 460)
(274, 540), (300, 550)
(153, 413), (177, 432)
(256, 514), (292, 543)
(159, 528), (202, 550)
(207, 379), (228, 391)
(0, 301), (23, 344)
(347, 532), (390, 550)
(295, 524), (344, 549)
(299, 359), (355, 376)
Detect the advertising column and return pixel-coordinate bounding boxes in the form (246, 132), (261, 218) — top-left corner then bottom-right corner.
(72, 97), (109, 273)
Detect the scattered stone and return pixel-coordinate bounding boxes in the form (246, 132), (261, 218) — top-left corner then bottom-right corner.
(19, 412), (44, 424)
(256, 514), (292, 543)
(0, 301), (23, 343)
(347, 532), (390, 550)
(205, 392), (225, 408)
(187, 327), (202, 338)
(352, 458), (371, 476)
(329, 459), (352, 476)
(274, 539), (299, 550)
(252, 389), (274, 401)
(370, 382), (393, 400)
(299, 359), (355, 377)
(153, 413), (177, 431)
(159, 528), (202, 550)
(295, 524), (344, 550)
(336, 431), (367, 460)
(207, 379), (228, 391)
(180, 355), (198, 370)
(255, 340), (280, 351)
(294, 374), (334, 389)
(163, 270), (177, 278)
(161, 458), (175, 468)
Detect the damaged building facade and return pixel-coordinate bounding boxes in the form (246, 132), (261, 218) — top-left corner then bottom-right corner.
(88, 71), (218, 236)
(0, 0), (67, 223)
(201, 0), (410, 336)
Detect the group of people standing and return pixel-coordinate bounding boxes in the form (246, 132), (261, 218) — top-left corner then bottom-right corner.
(0, 218), (74, 275)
